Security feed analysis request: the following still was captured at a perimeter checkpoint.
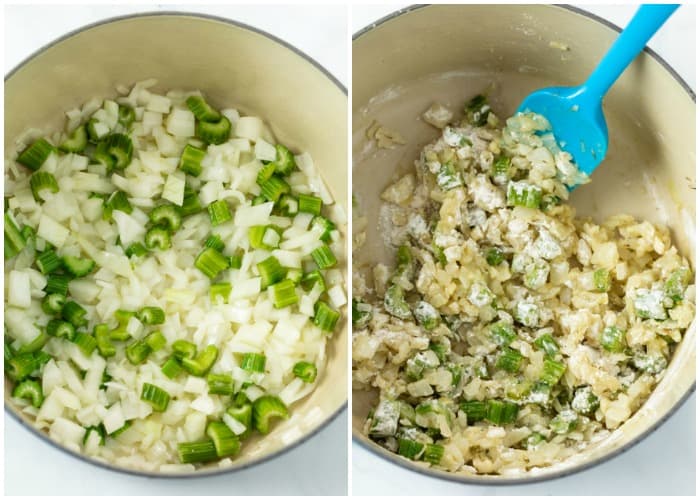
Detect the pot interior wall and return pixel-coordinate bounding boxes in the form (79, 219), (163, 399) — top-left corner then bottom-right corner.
(5, 14), (347, 474)
(352, 4), (695, 480)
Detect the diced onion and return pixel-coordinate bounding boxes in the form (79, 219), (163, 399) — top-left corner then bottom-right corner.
(50, 417), (86, 446)
(146, 93), (172, 114)
(52, 387), (81, 410)
(327, 284), (347, 308)
(190, 395), (216, 415)
(102, 403), (126, 434)
(113, 210), (146, 247)
(233, 202), (274, 227)
(229, 137), (250, 152)
(235, 116), (264, 141)
(68, 279), (101, 303)
(37, 214), (69, 247)
(222, 413), (248, 435)
(243, 385), (265, 402)
(254, 139), (277, 161)
(165, 108), (195, 137)
(184, 412), (207, 441)
(162, 171), (186, 206)
(8, 270), (31, 308)
(230, 278), (261, 299)
(183, 376), (207, 394)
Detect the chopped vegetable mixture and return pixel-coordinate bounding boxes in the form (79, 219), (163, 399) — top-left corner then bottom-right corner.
(352, 95), (694, 475)
(5, 79), (346, 472)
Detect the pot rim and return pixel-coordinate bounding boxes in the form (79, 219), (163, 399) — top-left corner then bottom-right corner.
(4, 9), (347, 480)
(351, 3), (696, 486)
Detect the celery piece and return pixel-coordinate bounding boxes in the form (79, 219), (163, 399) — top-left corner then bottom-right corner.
(491, 156), (511, 180)
(206, 421), (240, 457)
(414, 301), (440, 330)
(600, 326), (625, 353)
(540, 358), (566, 385)
(30, 172), (59, 202)
(177, 440), (217, 464)
(194, 247), (229, 279)
(181, 345), (219, 376)
(271, 144), (297, 175)
(17, 332), (49, 354)
(62, 255), (95, 278)
(62, 301), (88, 327)
(665, 267), (691, 303)
(524, 260), (549, 289)
(5, 211), (27, 259)
(178, 144), (206, 176)
(207, 373), (233, 395)
(207, 200), (232, 226)
(59, 124), (88, 153)
(150, 204), (183, 232)
(507, 181), (542, 209)
(496, 347), (523, 373)
(47, 319), (75, 340)
(460, 400), (487, 422)
(485, 399), (519, 425)
(351, 298), (372, 329)
(12, 379), (44, 408)
(485, 247), (505, 266)
(210, 282), (232, 303)
(593, 268), (611, 292)
(549, 409), (578, 434)
(311, 244), (337, 269)
(257, 256), (286, 289)
(397, 438), (425, 460)
(186, 95), (221, 122)
(269, 279), (298, 308)
(162, 356), (183, 379)
(311, 215), (335, 243)
(137, 306), (165, 325)
(145, 227), (171, 251)
(298, 194), (322, 215)
(534, 333), (559, 356)
(42, 293), (66, 315)
(436, 162), (462, 190)
(72, 332), (97, 356)
(384, 284), (412, 320)
(104, 133), (133, 169)
(292, 361), (317, 383)
(369, 399), (400, 438)
(240, 352), (266, 373)
(259, 176), (291, 203)
(118, 105), (135, 129)
(36, 250), (62, 275)
(196, 116), (231, 145)
(571, 386), (599, 415)
(540, 194), (561, 212)
(16, 138), (54, 171)
(140, 383), (170, 412)
(252, 395), (289, 434)
(491, 322), (516, 347)
(632, 353), (668, 374)
(525, 432), (545, 449)
(464, 94), (491, 126)
(313, 301), (340, 332)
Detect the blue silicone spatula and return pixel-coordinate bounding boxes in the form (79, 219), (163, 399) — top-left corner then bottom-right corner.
(516, 4), (679, 181)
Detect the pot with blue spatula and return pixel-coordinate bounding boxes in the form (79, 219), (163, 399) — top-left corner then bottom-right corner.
(517, 4), (679, 181)
(352, 3), (695, 486)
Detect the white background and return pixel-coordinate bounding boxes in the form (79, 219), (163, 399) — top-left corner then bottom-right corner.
(4, 4), (348, 496)
(351, 3), (696, 497)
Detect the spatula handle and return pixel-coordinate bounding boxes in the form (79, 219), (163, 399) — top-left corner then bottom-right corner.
(584, 4), (679, 100)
